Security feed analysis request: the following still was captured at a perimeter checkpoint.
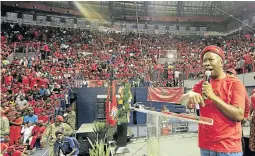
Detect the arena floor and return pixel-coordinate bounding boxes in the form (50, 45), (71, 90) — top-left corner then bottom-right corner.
(32, 126), (250, 156)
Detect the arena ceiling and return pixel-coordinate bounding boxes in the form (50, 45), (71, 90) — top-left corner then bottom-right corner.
(38, 1), (251, 19)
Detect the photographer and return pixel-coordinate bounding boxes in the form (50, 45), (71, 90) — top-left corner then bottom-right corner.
(54, 130), (79, 156)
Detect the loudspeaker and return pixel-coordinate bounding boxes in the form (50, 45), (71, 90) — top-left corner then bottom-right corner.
(76, 132), (95, 156)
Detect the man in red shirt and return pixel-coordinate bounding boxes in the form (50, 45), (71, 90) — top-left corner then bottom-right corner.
(243, 51), (254, 72)
(180, 45), (245, 156)
(4, 73), (13, 86)
(9, 112), (23, 146)
(30, 120), (46, 149)
(3, 146), (22, 156)
(38, 111), (49, 125)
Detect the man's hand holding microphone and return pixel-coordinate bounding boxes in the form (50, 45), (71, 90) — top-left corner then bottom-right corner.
(181, 71), (217, 108)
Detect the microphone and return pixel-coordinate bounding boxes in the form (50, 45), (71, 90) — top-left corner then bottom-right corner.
(205, 70), (211, 82)
(203, 71), (211, 100)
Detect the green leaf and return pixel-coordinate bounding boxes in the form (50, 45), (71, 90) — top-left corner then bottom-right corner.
(116, 82), (132, 124)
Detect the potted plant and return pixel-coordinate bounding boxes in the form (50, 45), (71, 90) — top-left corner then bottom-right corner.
(88, 137), (111, 156)
(115, 82), (131, 149)
(92, 121), (111, 142)
(88, 121), (114, 156)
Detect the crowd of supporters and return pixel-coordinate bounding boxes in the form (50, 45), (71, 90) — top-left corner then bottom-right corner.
(0, 21), (255, 154)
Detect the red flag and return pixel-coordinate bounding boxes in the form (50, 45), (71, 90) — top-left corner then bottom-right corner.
(105, 81), (117, 126)
(147, 87), (184, 103)
(109, 82), (117, 126)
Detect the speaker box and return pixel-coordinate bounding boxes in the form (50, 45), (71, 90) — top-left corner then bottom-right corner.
(76, 132), (95, 155)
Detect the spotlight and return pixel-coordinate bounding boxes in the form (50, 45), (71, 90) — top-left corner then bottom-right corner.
(13, 3), (18, 7)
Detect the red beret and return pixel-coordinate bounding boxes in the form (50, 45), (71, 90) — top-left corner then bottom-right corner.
(201, 45), (225, 61)
(56, 115), (64, 122)
(227, 68), (237, 76)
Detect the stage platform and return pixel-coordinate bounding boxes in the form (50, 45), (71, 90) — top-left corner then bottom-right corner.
(32, 126), (250, 156)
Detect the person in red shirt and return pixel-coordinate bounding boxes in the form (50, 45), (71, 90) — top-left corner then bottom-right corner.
(0, 136), (9, 154)
(243, 51), (254, 72)
(250, 89), (255, 152)
(38, 111), (49, 125)
(22, 74), (30, 86)
(30, 75), (38, 89)
(33, 103), (43, 116)
(28, 96), (36, 107)
(9, 112), (23, 146)
(3, 146), (22, 156)
(4, 73), (13, 86)
(180, 45), (245, 155)
(30, 120), (46, 149)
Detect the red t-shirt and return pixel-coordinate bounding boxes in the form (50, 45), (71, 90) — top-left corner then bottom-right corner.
(192, 75), (245, 152)
(243, 54), (253, 65)
(91, 63), (97, 71)
(22, 76), (30, 85)
(39, 78), (49, 88)
(4, 76), (13, 86)
(28, 100), (36, 107)
(34, 107), (43, 115)
(30, 78), (38, 88)
(38, 115), (49, 124)
(43, 44), (49, 52)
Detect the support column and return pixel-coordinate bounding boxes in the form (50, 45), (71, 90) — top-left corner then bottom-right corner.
(177, 1), (183, 16)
